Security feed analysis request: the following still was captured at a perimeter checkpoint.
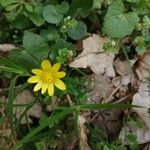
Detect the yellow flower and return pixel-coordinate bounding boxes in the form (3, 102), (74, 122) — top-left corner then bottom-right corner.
(27, 60), (66, 96)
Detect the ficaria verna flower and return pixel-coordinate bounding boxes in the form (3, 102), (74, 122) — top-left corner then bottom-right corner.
(27, 60), (66, 96)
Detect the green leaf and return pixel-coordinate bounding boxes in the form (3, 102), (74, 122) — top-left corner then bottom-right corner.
(8, 49), (39, 72)
(11, 14), (30, 29)
(27, 12), (45, 26)
(68, 21), (87, 40)
(36, 141), (46, 150)
(40, 25), (58, 41)
(5, 3), (19, 11)
(55, 1), (69, 14)
(50, 39), (75, 61)
(24, 3), (33, 12)
(0, 0), (19, 7)
(25, 3), (44, 27)
(5, 4), (22, 21)
(23, 32), (49, 61)
(92, 0), (102, 9)
(69, 0), (93, 18)
(43, 4), (63, 24)
(103, 0), (140, 38)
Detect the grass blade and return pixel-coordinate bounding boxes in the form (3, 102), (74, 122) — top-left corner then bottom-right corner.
(78, 103), (142, 110)
(11, 109), (73, 150)
(0, 56), (29, 76)
(7, 75), (19, 139)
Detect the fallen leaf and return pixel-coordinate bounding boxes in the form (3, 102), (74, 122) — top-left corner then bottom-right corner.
(135, 51), (150, 81)
(70, 34), (115, 77)
(132, 82), (150, 129)
(92, 109), (124, 140)
(0, 44), (15, 52)
(78, 116), (91, 150)
(14, 90), (42, 124)
(88, 74), (114, 103)
(119, 126), (150, 144)
(114, 58), (131, 76)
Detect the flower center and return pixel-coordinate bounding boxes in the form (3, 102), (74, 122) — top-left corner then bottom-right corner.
(41, 72), (53, 83)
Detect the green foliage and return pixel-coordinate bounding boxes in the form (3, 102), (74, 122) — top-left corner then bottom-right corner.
(43, 5), (63, 24)
(92, 0), (103, 9)
(103, 0), (139, 38)
(103, 40), (120, 54)
(127, 114), (145, 129)
(127, 134), (138, 150)
(26, 11), (45, 27)
(0, 0), (20, 7)
(56, 48), (70, 64)
(88, 125), (126, 150)
(35, 141), (46, 150)
(23, 32), (49, 61)
(65, 77), (88, 104)
(134, 36), (146, 54)
(68, 21), (87, 40)
(11, 14), (30, 29)
(60, 16), (78, 33)
(50, 39), (75, 61)
(0, 56), (29, 76)
(8, 49), (38, 72)
(43, 2), (69, 24)
(69, 0), (93, 18)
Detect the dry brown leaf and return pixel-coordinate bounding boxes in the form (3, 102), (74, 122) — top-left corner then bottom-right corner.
(88, 74), (114, 103)
(78, 116), (91, 150)
(0, 44), (15, 52)
(119, 126), (150, 145)
(114, 57), (137, 76)
(92, 109), (123, 140)
(132, 82), (150, 129)
(70, 34), (115, 77)
(135, 51), (150, 81)
(114, 58), (131, 76)
(14, 90), (42, 124)
(120, 82), (150, 145)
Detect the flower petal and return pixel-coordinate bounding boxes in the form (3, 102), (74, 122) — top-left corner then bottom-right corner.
(34, 81), (42, 92)
(54, 79), (66, 90)
(28, 76), (40, 83)
(41, 84), (48, 94)
(41, 60), (51, 71)
(52, 63), (60, 72)
(48, 84), (54, 96)
(32, 69), (43, 75)
(56, 71), (66, 78)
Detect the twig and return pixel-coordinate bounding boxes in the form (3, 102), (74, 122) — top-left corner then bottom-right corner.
(115, 93), (133, 104)
(103, 83), (122, 103)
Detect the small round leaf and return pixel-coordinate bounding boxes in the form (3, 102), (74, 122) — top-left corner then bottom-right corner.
(43, 5), (63, 24)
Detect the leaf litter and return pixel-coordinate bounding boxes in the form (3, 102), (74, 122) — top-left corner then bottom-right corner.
(70, 34), (115, 77)
(14, 90), (42, 124)
(119, 82), (150, 145)
(1, 33), (150, 149)
(70, 34), (150, 147)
